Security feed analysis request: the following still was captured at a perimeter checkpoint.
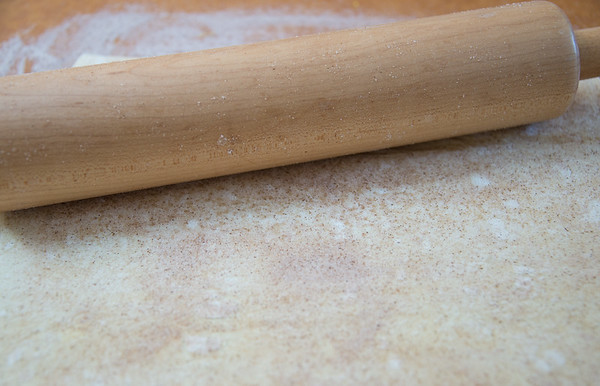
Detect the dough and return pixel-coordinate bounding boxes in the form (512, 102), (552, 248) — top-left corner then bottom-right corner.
(1, 79), (599, 383)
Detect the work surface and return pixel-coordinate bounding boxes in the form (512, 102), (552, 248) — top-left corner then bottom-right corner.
(1, 0), (599, 384)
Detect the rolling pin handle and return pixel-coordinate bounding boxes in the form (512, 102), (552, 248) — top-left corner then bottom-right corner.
(576, 27), (600, 80)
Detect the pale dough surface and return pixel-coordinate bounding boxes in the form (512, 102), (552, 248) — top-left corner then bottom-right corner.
(1, 78), (598, 384)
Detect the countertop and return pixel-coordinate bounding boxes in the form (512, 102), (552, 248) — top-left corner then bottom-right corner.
(1, 0), (599, 384)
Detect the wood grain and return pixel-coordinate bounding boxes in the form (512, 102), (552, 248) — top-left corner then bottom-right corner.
(576, 28), (600, 80)
(0, 1), (581, 210)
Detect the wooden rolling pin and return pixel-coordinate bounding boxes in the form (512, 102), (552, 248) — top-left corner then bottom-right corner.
(1, 1), (599, 211)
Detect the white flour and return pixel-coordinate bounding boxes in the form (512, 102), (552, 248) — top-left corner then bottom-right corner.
(0, 6), (396, 75)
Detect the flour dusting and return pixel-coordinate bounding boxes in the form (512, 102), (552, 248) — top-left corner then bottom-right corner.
(470, 173), (491, 188)
(0, 6), (396, 76)
(585, 200), (600, 224)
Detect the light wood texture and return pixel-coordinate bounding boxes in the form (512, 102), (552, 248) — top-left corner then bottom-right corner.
(0, 1), (583, 210)
(576, 27), (600, 80)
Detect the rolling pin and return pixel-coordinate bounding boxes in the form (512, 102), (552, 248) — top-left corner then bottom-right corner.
(1, 1), (599, 211)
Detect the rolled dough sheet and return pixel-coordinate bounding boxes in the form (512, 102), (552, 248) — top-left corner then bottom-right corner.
(1, 79), (599, 383)
(1, 7), (599, 385)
